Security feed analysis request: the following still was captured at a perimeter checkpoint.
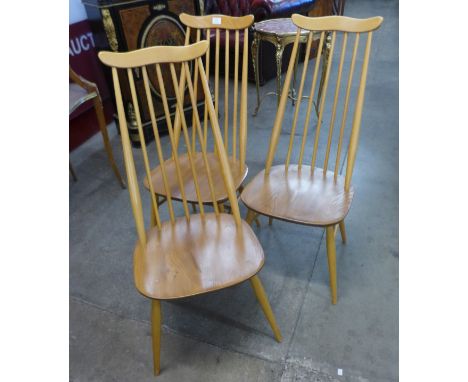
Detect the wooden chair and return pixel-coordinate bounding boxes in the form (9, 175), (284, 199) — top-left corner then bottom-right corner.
(69, 67), (125, 188)
(146, 13), (254, 217)
(98, 40), (281, 376)
(240, 15), (383, 304)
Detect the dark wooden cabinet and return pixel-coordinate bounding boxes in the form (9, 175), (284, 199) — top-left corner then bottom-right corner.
(83, 0), (205, 146)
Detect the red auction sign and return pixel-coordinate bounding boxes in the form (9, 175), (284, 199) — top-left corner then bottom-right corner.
(69, 20), (114, 151)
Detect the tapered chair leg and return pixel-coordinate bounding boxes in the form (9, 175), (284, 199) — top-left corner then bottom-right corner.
(339, 220), (347, 243)
(254, 216), (261, 227)
(151, 300), (162, 376)
(93, 97), (126, 189)
(325, 226), (338, 304)
(249, 275), (282, 342)
(218, 202), (225, 213)
(245, 208), (256, 226)
(246, 209), (261, 227)
(150, 203), (158, 228)
(268, 217), (273, 226)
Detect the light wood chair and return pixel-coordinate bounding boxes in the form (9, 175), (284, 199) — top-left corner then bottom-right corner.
(241, 15), (383, 304)
(69, 67), (125, 188)
(98, 40), (281, 376)
(146, 13), (254, 216)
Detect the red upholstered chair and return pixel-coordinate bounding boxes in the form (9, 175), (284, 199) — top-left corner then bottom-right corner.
(69, 67), (125, 188)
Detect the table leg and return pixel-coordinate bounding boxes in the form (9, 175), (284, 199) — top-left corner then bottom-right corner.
(275, 42), (285, 108)
(291, 42), (300, 106)
(252, 33), (261, 116)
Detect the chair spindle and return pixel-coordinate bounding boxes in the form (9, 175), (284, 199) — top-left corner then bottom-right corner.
(334, 32), (360, 180)
(155, 63), (191, 220)
(298, 31), (325, 169)
(310, 31), (336, 174)
(224, 29), (230, 151)
(126, 68), (162, 228)
(285, 31), (314, 169)
(345, 32), (373, 191)
(141, 66), (176, 223)
(323, 32), (348, 173)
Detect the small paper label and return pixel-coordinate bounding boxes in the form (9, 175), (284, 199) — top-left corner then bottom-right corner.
(337, 369), (343, 376)
(212, 17), (222, 25)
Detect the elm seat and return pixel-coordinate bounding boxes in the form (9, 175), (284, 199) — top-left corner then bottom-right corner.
(134, 213), (264, 300)
(241, 165), (354, 226)
(143, 152), (248, 204)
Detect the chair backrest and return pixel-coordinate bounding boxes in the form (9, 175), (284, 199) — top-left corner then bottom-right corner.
(179, 13), (254, 171)
(265, 14), (383, 192)
(98, 41), (242, 248)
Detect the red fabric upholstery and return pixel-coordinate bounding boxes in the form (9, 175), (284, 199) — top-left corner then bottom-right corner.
(203, 0), (317, 84)
(205, 0), (316, 21)
(205, 0), (251, 16)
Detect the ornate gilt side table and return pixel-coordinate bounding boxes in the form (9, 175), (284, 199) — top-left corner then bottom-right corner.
(251, 18), (329, 117)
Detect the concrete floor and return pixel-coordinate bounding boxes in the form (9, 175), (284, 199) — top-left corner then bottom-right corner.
(69, 1), (398, 381)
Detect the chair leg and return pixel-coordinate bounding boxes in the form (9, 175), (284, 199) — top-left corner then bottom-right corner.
(93, 97), (126, 189)
(151, 300), (162, 376)
(325, 226), (338, 305)
(246, 209), (261, 227)
(218, 202), (225, 213)
(245, 208), (256, 225)
(191, 202), (197, 213)
(150, 203), (158, 228)
(268, 217), (273, 226)
(254, 216), (261, 227)
(69, 161), (77, 182)
(249, 275), (282, 342)
(339, 220), (347, 244)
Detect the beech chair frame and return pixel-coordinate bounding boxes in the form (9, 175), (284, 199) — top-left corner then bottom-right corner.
(99, 41), (281, 376)
(145, 13), (254, 217)
(241, 14), (383, 304)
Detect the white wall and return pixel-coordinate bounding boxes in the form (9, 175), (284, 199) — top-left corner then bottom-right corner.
(69, 0), (87, 24)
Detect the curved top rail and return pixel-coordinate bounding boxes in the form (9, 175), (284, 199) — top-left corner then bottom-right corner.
(292, 14), (383, 33)
(98, 40), (209, 68)
(180, 13), (254, 30)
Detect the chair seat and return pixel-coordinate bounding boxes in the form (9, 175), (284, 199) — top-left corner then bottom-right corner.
(133, 213), (264, 300)
(144, 152), (248, 204)
(241, 165), (354, 226)
(69, 83), (97, 115)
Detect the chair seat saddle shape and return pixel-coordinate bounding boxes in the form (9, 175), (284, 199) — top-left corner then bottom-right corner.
(134, 213), (264, 300)
(144, 152), (248, 204)
(241, 165), (354, 226)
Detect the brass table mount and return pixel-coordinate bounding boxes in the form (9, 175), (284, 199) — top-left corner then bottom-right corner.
(251, 18), (329, 117)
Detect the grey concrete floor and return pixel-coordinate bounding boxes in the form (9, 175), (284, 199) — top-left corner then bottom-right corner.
(70, 1), (398, 381)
